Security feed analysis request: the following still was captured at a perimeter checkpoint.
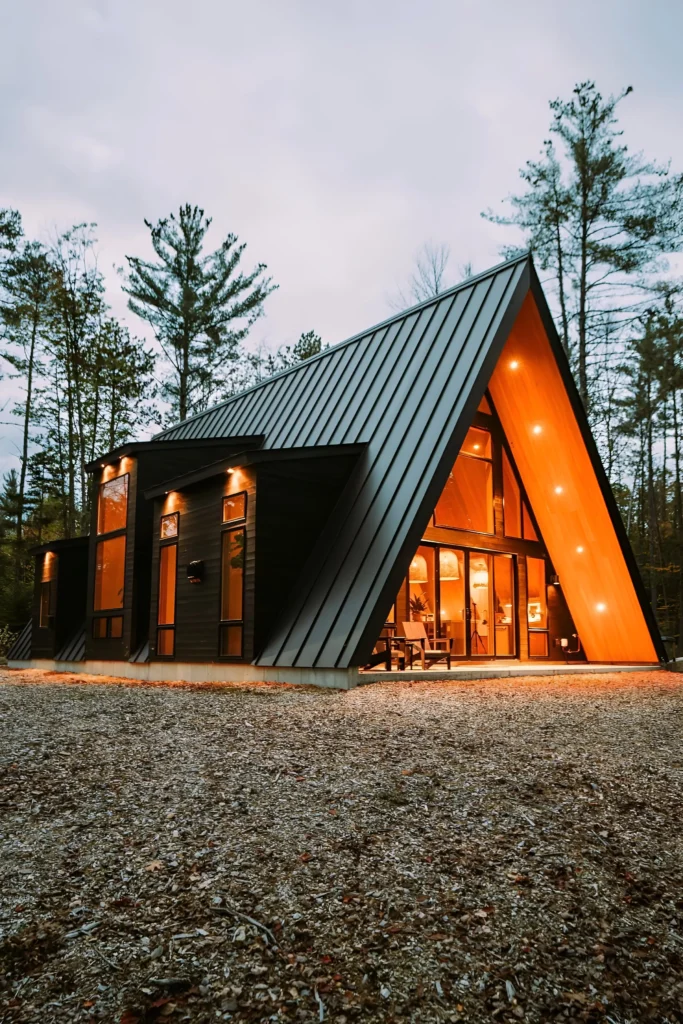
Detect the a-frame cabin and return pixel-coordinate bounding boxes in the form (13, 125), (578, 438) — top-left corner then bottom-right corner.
(9, 254), (665, 687)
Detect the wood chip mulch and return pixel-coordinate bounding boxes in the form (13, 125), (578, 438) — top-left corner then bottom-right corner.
(1, 667), (683, 1023)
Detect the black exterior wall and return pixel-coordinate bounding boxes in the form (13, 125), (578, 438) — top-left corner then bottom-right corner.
(146, 451), (360, 664)
(30, 537), (89, 659)
(85, 442), (257, 662)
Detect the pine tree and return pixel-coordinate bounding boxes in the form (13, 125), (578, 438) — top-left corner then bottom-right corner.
(484, 81), (683, 412)
(0, 241), (54, 547)
(124, 205), (276, 421)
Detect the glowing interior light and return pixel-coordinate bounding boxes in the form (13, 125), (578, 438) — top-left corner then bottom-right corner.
(595, 602), (607, 613)
(509, 359), (520, 370)
(576, 545), (584, 553)
(226, 467), (233, 474)
(554, 485), (563, 495)
(473, 443), (481, 450)
(532, 425), (543, 435)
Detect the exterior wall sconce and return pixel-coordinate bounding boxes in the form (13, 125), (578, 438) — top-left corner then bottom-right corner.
(187, 560), (204, 584)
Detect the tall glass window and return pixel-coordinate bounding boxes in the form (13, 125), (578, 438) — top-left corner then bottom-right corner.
(527, 556), (548, 656)
(493, 554), (516, 656)
(434, 427), (493, 534)
(39, 552), (58, 628)
(94, 535), (126, 611)
(93, 472), (129, 638)
(438, 548), (466, 655)
(157, 541), (177, 657)
(502, 449), (522, 538)
(220, 527), (245, 657)
(97, 475), (128, 534)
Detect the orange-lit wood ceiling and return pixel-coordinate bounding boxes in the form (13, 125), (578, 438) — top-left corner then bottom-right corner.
(488, 292), (658, 664)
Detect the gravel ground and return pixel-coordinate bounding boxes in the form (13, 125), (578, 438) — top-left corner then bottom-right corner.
(1, 667), (683, 1024)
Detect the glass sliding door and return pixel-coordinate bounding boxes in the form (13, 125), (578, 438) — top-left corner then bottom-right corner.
(493, 554), (516, 656)
(469, 553), (493, 656)
(408, 545), (436, 639)
(437, 548), (466, 656)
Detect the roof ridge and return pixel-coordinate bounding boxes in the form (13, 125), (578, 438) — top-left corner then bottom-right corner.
(153, 252), (531, 440)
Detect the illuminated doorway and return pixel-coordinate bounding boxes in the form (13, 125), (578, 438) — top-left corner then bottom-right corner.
(406, 545), (518, 659)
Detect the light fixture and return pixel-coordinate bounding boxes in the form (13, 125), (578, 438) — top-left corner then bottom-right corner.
(532, 425), (543, 435)
(471, 558), (489, 588)
(554, 486), (563, 495)
(409, 553), (428, 584)
(226, 467), (233, 474)
(439, 549), (460, 581)
(576, 545), (584, 554)
(509, 359), (519, 370)
(596, 602), (607, 613)
(473, 443), (481, 450)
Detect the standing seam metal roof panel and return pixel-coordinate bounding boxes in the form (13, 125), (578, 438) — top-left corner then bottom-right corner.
(153, 255), (531, 668)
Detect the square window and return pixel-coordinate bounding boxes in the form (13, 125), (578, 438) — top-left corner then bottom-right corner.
(157, 627), (175, 657)
(223, 492), (247, 523)
(160, 512), (179, 539)
(220, 624), (243, 658)
(529, 631), (549, 657)
(93, 617), (107, 639)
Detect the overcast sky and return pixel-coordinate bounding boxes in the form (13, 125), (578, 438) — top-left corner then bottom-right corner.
(1, 0), (683, 472)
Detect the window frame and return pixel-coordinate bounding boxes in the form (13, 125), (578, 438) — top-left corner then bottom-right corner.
(92, 471), (130, 639)
(160, 511), (179, 540)
(219, 497), (247, 660)
(222, 491), (248, 524)
(526, 554), (549, 658)
(97, 473), (130, 536)
(433, 427), (495, 536)
(39, 553), (58, 629)
(156, 536), (178, 659)
(92, 615), (124, 639)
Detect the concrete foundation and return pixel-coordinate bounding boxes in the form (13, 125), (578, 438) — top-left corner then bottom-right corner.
(7, 659), (360, 690)
(6, 658), (662, 690)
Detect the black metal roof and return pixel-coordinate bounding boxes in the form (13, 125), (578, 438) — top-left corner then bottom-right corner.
(154, 253), (533, 668)
(7, 620), (32, 662)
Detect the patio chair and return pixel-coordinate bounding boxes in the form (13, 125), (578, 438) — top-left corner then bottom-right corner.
(401, 622), (452, 670)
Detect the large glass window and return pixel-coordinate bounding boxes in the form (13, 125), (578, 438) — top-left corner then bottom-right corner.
(157, 543), (177, 657)
(220, 527), (245, 657)
(502, 449), (522, 539)
(94, 535), (126, 611)
(523, 502), (539, 541)
(39, 552), (57, 628)
(434, 428), (493, 534)
(97, 475), (128, 534)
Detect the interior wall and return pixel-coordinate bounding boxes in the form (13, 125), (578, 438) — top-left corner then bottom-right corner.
(488, 293), (658, 664)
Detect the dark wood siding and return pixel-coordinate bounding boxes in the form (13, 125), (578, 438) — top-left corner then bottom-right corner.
(31, 540), (89, 659)
(254, 455), (359, 658)
(85, 444), (244, 662)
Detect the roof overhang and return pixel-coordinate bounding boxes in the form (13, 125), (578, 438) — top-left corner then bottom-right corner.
(30, 535), (90, 556)
(85, 435), (265, 473)
(143, 443), (367, 500)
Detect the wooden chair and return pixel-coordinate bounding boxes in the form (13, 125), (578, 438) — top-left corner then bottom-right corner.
(401, 622), (452, 670)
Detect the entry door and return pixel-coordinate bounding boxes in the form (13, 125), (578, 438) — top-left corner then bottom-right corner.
(467, 551), (516, 658)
